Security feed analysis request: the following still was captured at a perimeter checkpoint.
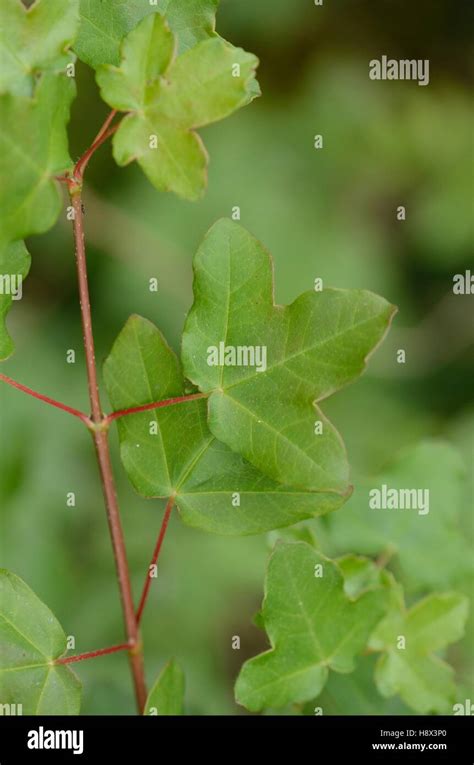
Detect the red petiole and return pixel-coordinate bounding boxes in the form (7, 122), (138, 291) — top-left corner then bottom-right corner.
(56, 642), (130, 665)
(105, 392), (208, 424)
(136, 498), (175, 626)
(0, 372), (93, 427)
(0, 373), (207, 429)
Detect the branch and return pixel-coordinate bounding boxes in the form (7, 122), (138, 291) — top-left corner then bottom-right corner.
(69, 182), (147, 712)
(55, 643), (130, 665)
(73, 110), (118, 183)
(105, 392), (208, 424)
(0, 372), (92, 427)
(136, 497), (175, 626)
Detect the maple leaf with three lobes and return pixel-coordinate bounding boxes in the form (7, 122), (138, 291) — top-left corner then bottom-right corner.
(96, 13), (259, 199)
(105, 220), (396, 535)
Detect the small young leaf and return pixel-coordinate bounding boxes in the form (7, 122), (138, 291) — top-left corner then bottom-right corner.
(76, 0), (219, 69)
(325, 440), (473, 592)
(0, 241), (30, 361)
(0, 74), (75, 243)
(0, 569), (81, 715)
(144, 659), (185, 715)
(104, 315), (346, 535)
(337, 554), (384, 599)
(234, 542), (387, 711)
(96, 15), (259, 199)
(369, 589), (468, 714)
(182, 219), (396, 491)
(0, 0), (79, 97)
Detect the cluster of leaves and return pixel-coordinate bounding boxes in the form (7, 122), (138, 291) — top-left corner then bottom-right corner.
(2, 214), (469, 715)
(104, 219), (394, 532)
(0, 0), (258, 358)
(236, 546), (468, 715)
(0, 1), (470, 717)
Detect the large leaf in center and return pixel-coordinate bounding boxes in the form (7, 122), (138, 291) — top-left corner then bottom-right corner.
(0, 570), (81, 715)
(104, 315), (346, 535)
(182, 219), (396, 492)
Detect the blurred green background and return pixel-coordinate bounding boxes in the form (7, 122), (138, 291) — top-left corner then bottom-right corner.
(1, 0), (472, 714)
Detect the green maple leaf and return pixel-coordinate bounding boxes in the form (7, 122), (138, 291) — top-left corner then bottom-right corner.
(182, 219), (395, 492)
(324, 440), (473, 592)
(369, 585), (468, 714)
(144, 659), (185, 715)
(104, 315), (346, 535)
(0, 73), (74, 359)
(312, 655), (411, 715)
(234, 542), (387, 711)
(96, 14), (259, 199)
(0, 241), (30, 361)
(76, 0), (219, 69)
(0, 73), (75, 244)
(0, 569), (81, 715)
(0, 0), (79, 97)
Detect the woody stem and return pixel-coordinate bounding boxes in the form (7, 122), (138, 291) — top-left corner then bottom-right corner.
(69, 182), (147, 713)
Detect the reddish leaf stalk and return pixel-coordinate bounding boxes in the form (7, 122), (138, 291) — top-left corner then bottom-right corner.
(106, 392), (208, 424)
(69, 165), (147, 710)
(0, 372), (92, 426)
(136, 498), (175, 626)
(0, 373), (206, 427)
(73, 110), (118, 183)
(56, 643), (130, 665)
(69, 191), (102, 423)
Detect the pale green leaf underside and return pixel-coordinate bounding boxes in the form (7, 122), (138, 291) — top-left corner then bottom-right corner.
(326, 440), (473, 592)
(370, 589), (468, 714)
(0, 240), (30, 360)
(0, 0), (79, 97)
(144, 659), (185, 715)
(0, 74), (75, 244)
(315, 655), (411, 715)
(375, 652), (457, 716)
(96, 15), (259, 199)
(234, 543), (387, 711)
(0, 570), (81, 715)
(182, 219), (396, 491)
(76, 0), (219, 68)
(104, 315), (346, 535)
